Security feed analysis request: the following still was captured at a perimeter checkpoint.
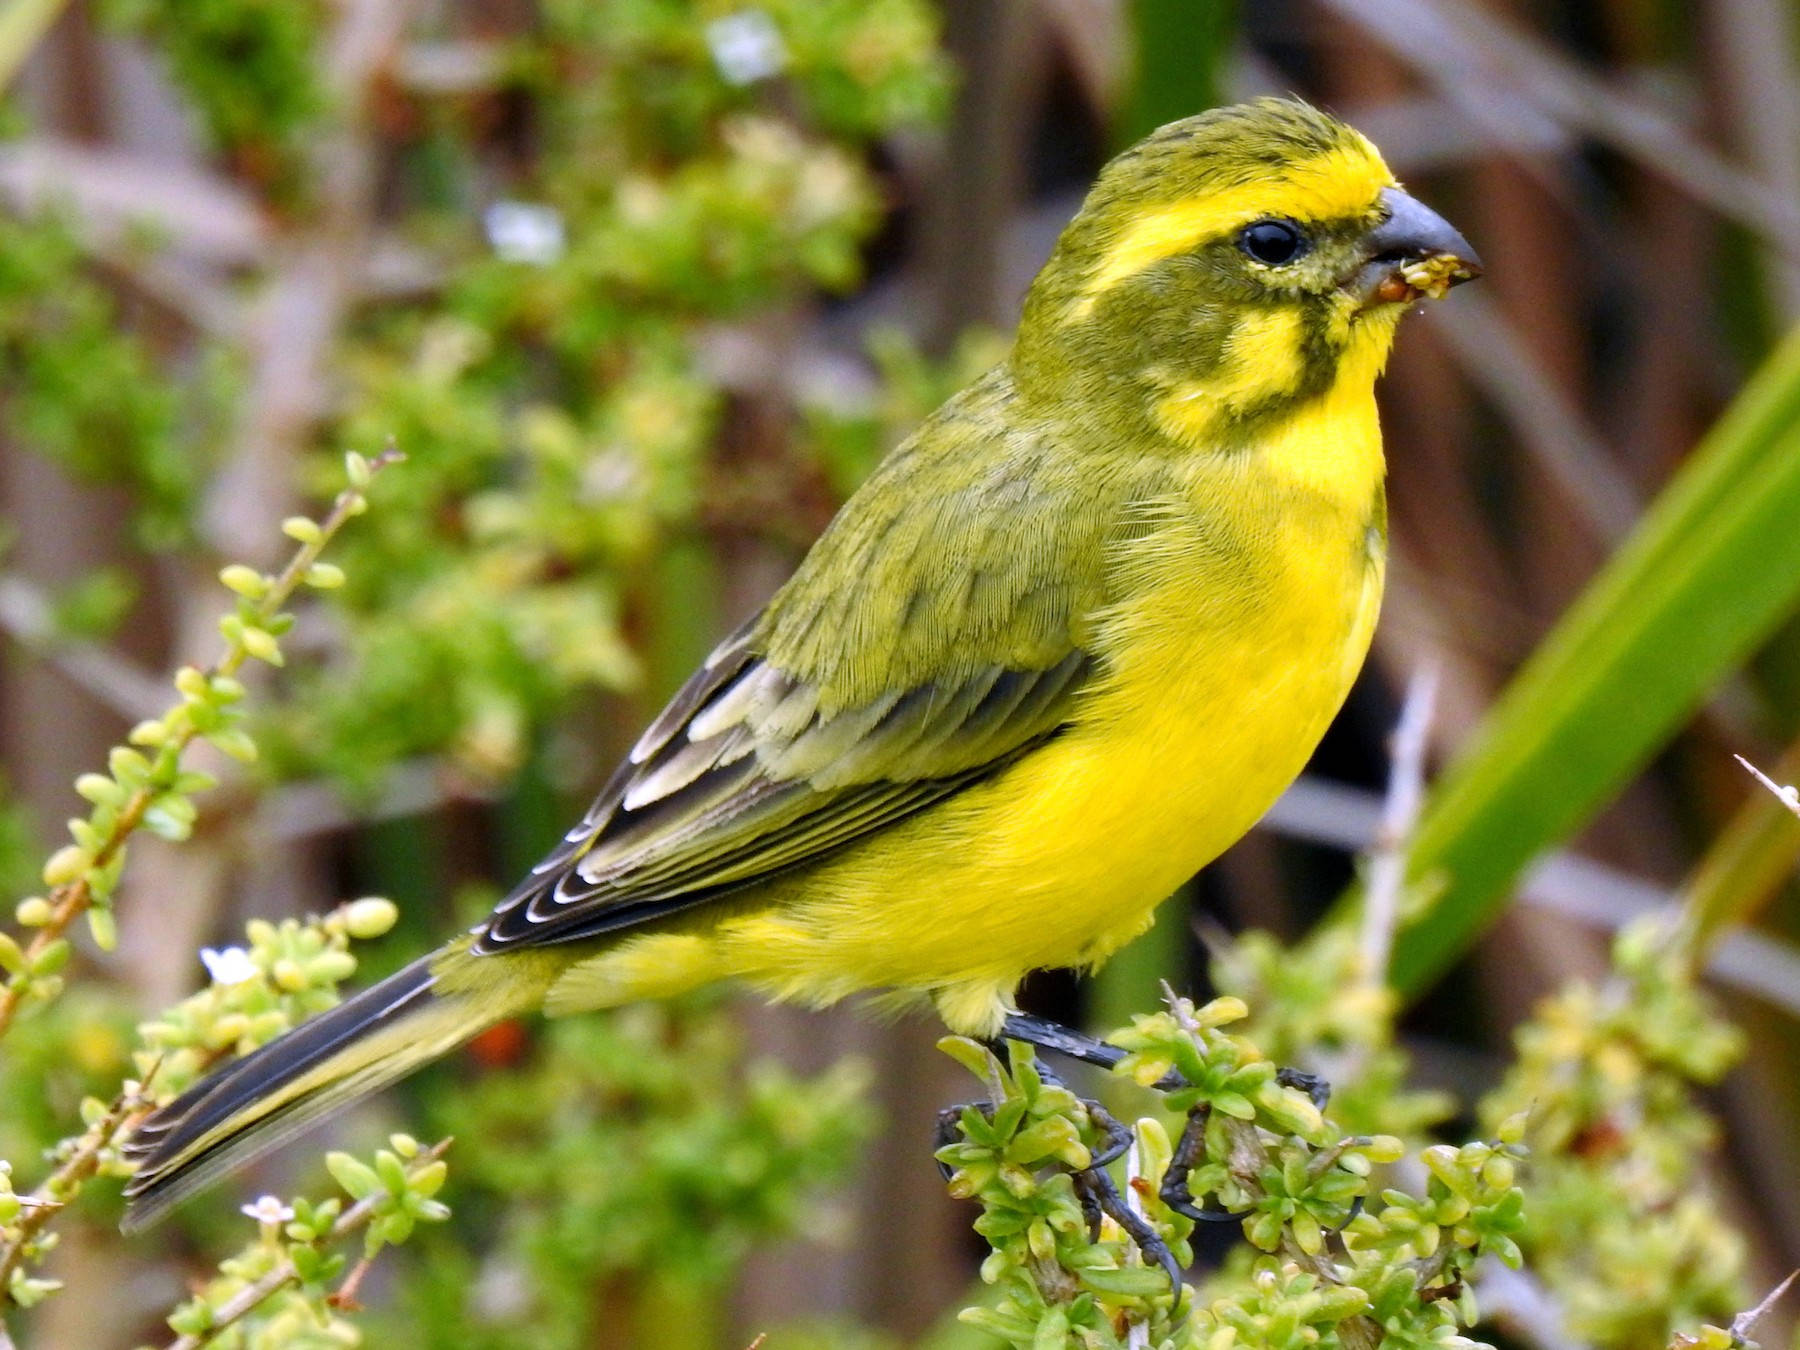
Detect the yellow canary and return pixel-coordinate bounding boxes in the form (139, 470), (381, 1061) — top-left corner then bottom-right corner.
(123, 98), (1478, 1227)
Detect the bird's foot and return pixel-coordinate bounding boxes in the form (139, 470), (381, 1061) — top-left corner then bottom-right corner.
(1065, 1097), (1184, 1291)
(1155, 1101), (1237, 1224)
(1155, 1070), (1360, 1232)
(934, 1038), (1184, 1292)
(939, 1013), (1341, 1284)
(995, 1013), (1335, 1227)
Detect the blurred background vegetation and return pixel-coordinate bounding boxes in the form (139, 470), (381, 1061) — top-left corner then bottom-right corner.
(5, 0), (1800, 1346)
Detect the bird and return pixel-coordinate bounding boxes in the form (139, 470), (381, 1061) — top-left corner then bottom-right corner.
(122, 97), (1479, 1229)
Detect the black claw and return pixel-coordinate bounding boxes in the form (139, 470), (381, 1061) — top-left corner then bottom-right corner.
(1158, 1103), (1241, 1223)
(939, 1036), (1186, 1296)
(1075, 1171), (1106, 1240)
(1158, 1105), (1208, 1221)
(1083, 1101), (1133, 1170)
(1275, 1065), (1332, 1112)
(1071, 1163), (1184, 1293)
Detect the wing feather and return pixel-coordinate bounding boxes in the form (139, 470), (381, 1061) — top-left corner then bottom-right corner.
(471, 366), (1128, 957)
(474, 650), (1087, 952)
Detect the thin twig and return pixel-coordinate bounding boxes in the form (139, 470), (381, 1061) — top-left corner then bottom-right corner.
(0, 1076), (153, 1301)
(325, 1254), (374, 1311)
(1735, 755), (1800, 821)
(0, 138), (267, 268)
(162, 1138), (451, 1350)
(1361, 662), (1441, 986)
(1731, 1268), (1799, 1340)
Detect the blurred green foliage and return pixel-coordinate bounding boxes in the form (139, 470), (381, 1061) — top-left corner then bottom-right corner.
(98, 0), (328, 201)
(246, 1), (950, 789)
(0, 209), (222, 546)
(0, 779), (40, 906)
(1481, 917), (1748, 1347)
(373, 1001), (875, 1348)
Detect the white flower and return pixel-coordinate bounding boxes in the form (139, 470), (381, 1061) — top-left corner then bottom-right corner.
(706, 10), (787, 86)
(484, 201), (565, 266)
(200, 946), (258, 985)
(241, 1195), (294, 1226)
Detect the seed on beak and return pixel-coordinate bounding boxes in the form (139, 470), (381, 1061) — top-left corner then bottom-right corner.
(1374, 275), (1415, 304)
(1398, 253), (1478, 300)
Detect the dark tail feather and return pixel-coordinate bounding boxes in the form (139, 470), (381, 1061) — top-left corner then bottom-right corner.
(121, 951), (497, 1232)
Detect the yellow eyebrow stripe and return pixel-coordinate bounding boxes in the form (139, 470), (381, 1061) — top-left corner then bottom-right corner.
(1069, 142), (1393, 318)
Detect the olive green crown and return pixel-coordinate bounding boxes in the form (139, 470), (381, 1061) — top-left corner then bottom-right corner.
(1094, 98), (1368, 204)
(1027, 98), (1367, 315)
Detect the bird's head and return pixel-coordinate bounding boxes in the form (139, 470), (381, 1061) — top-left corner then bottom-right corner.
(1015, 98), (1479, 445)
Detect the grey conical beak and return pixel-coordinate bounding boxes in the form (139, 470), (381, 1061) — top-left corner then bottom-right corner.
(1354, 186), (1482, 303)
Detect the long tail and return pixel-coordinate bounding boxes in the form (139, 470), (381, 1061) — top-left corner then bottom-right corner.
(121, 946), (528, 1232)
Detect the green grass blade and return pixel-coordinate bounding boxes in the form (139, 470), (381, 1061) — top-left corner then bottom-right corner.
(1376, 325), (1800, 994)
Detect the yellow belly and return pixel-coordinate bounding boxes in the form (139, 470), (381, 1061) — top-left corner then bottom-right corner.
(549, 481), (1383, 1035)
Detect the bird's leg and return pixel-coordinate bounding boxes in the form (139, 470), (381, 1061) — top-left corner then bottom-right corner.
(998, 1012), (1180, 1082)
(1000, 1012), (1336, 1103)
(997, 1012), (1130, 1070)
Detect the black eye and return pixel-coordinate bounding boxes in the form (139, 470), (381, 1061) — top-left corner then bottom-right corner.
(1239, 219), (1307, 266)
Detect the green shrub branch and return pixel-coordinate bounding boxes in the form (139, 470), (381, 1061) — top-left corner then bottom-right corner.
(0, 452), (405, 1334)
(939, 995), (1527, 1350)
(160, 1135), (452, 1350)
(0, 449), (400, 1044)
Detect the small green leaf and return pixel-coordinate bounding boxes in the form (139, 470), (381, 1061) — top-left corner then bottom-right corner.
(326, 1152), (380, 1200)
